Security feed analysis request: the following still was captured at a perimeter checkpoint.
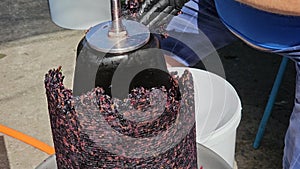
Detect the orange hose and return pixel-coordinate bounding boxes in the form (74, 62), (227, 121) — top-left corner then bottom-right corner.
(0, 124), (55, 155)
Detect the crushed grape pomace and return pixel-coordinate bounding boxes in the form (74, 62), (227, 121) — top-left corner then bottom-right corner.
(45, 67), (198, 168)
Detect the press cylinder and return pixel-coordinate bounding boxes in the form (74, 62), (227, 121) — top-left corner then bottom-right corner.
(76, 36), (172, 96)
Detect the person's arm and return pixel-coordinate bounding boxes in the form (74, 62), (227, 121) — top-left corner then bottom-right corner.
(236, 0), (300, 16)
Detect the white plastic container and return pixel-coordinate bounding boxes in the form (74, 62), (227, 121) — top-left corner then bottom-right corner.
(48, 0), (110, 29)
(169, 67), (242, 168)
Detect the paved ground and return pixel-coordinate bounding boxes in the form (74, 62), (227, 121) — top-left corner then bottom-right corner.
(218, 43), (295, 168)
(0, 0), (296, 168)
(0, 0), (62, 44)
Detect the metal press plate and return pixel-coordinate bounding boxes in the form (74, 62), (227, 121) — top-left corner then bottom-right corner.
(86, 20), (150, 54)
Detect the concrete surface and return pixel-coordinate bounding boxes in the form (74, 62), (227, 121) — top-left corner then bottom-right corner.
(0, 30), (83, 169)
(0, 0), (296, 168)
(218, 43), (295, 168)
(0, 0), (62, 44)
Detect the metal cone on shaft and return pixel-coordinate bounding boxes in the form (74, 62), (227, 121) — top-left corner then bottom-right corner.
(85, 0), (150, 54)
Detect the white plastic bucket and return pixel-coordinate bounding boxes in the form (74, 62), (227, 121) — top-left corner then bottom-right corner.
(169, 67), (242, 168)
(48, 0), (110, 29)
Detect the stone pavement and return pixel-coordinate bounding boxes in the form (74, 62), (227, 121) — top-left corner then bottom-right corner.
(0, 30), (82, 169)
(0, 0), (62, 44)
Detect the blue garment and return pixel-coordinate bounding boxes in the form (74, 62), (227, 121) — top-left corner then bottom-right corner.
(214, 0), (300, 51)
(213, 0), (300, 168)
(283, 61), (300, 169)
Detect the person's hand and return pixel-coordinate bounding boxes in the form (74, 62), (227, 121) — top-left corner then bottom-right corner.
(122, 0), (189, 34)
